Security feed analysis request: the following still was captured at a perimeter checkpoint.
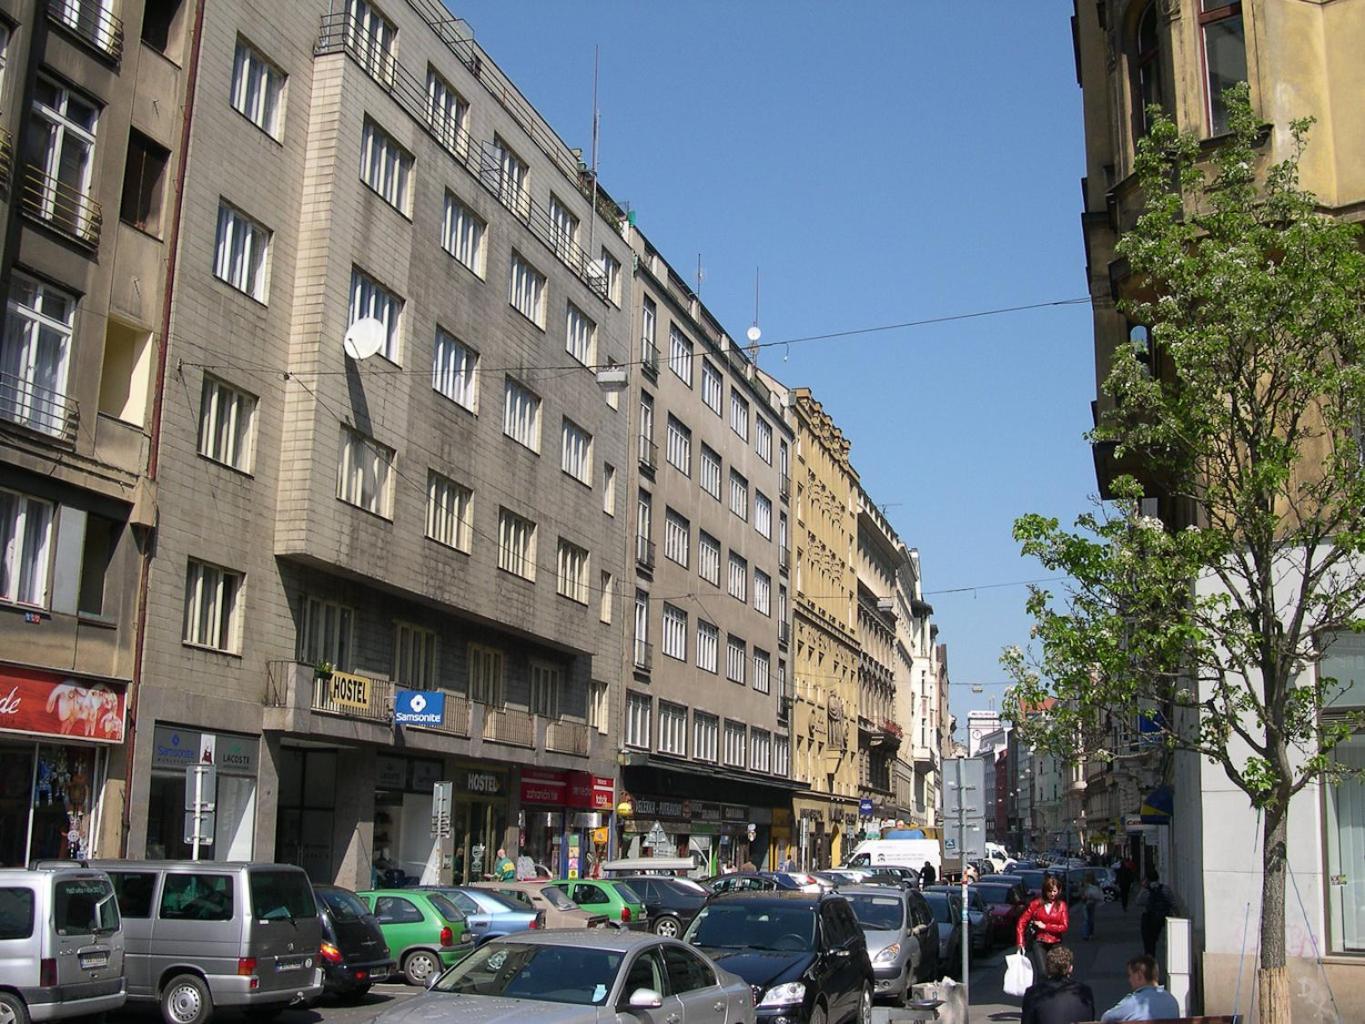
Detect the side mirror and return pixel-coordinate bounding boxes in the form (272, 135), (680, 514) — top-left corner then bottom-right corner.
(628, 988), (664, 1010)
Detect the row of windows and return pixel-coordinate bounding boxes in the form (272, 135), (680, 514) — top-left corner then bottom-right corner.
(625, 691), (789, 773)
(649, 599), (783, 694)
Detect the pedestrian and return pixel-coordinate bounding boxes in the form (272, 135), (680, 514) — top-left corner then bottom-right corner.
(782, 852), (797, 872)
(920, 859), (937, 886)
(492, 847), (516, 881)
(964, 862), (979, 883)
(1021, 945), (1096, 1024)
(1081, 871), (1102, 941)
(1099, 954), (1181, 1022)
(1138, 872), (1175, 957)
(1115, 858), (1135, 911)
(1016, 873), (1070, 984)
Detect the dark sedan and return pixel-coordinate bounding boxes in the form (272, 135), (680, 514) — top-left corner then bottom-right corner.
(616, 875), (707, 938)
(970, 881), (1028, 947)
(314, 884), (395, 1002)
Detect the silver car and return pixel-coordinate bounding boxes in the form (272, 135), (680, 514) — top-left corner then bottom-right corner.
(840, 886), (940, 1007)
(369, 928), (755, 1023)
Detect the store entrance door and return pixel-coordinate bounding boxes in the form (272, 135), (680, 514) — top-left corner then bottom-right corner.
(454, 799), (506, 883)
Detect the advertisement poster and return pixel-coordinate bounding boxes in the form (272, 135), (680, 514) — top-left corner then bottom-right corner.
(0, 666), (126, 743)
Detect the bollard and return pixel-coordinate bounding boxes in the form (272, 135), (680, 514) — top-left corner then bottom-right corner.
(1165, 916), (1192, 1015)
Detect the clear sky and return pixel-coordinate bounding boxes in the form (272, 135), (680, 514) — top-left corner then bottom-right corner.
(445, 1), (1096, 733)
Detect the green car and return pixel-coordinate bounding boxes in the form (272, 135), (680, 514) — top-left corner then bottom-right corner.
(356, 888), (474, 985)
(548, 879), (648, 930)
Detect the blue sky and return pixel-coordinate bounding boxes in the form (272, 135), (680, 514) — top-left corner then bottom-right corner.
(446, 1), (1095, 731)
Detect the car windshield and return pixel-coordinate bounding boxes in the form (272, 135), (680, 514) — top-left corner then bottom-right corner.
(249, 870), (316, 921)
(923, 893), (956, 924)
(685, 903), (817, 951)
(973, 885), (1013, 904)
(613, 883), (643, 905)
(845, 894), (904, 931)
(539, 886), (578, 911)
(319, 888), (369, 922)
(432, 942), (623, 1005)
(54, 878), (119, 935)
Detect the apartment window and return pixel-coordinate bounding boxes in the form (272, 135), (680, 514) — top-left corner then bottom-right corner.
(700, 445), (721, 500)
(640, 296), (657, 362)
(730, 390), (749, 441)
(565, 303), (595, 366)
(633, 590), (649, 666)
(548, 195), (579, 262)
(754, 570), (771, 616)
(726, 635), (746, 685)
(753, 649), (771, 694)
(497, 508), (536, 580)
(0, 275), (74, 438)
(556, 538), (589, 604)
(625, 692), (651, 749)
(142, 0), (184, 55)
(120, 130), (169, 234)
(441, 194), (485, 276)
(603, 464), (617, 515)
(755, 492), (772, 539)
(426, 67), (469, 156)
(432, 328), (478, 412)
(426, 470), (472, 552)
(561, 418), (592, 484)
(729, 471), (749, 521)
(636, 490), (652, 547)
(345, 0), (397, 86)
(775, 735), (790, 777)
(728, 553), (747, 603)
(77, 514), (117, 617)
(213, 203), (270, 301)
(469, 643), (504, 706)
(393, 622), (437, 689)
(724, 721), (747, 768)
(659, 702), (688, 756)
(509, 252), (546, 327)
(502, 377), (541, 452)
(698, 532), (720, 587)
(751, 728), (772, 773)
(662, 604), (687, 661)
(701, 360), (722, 415)
(28, 77), (98, 240)
(777, 659), (787, 701)
(589, 680), (609, 733)
(668, 326), (693, 386)
(779, 440), (790, 483)
(360, 119), (411, 213)
(697, 620), (719, 674)
(1132, 3), (1163, 140)
(337, 426), (393, 517)
(530, 662), (561, 718)
(0, 489), (53, 607)
(350, 268), (402, 362)
(1200, 2), (1246, 135)
(639, 393), (654, 448)
(695, 712), (719, 763)
(297, 595), (353, 670)
(666, 416), (691, 476)
(755, 417), (773, 464)
(197, 376), (256, 472)
(599, 572), (613, 623)
(601, 248), (622, 305)
(779, 584), (788, 623)
(183, 559), (242, 652)
(664, 510), (690, 568)
(492, 135), (529, 218)
(230, 38), (284, 138)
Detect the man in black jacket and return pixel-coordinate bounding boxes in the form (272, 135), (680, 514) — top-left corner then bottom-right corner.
(920, 859), (936, 885)
(1022, 946), (1096, 1024)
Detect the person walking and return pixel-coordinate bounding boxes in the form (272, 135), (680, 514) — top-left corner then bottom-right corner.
(1138, 871), (1175, 957)
(1099, 954), (1181, 1022)
(920, 859), (937, 886)
(1115, 858), (1135, 911)
(1081, 871), (1102, 941)
(1016, 873), (1070, 985)
(1022, 945), (1096, 1024)
(492, 848), (516, 881)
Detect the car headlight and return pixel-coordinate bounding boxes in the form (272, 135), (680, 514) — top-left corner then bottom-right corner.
(757, 982), (806, 1007)
(873, 942), (901, 964)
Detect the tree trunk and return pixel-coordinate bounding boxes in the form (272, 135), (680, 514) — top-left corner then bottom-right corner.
(1257, 798), (1291, 1024)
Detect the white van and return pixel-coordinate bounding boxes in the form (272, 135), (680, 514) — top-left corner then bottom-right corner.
(844, 839), (942, 876)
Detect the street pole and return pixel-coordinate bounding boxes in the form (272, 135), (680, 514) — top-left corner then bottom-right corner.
(955, 756), (971, 1023)
(191, 765), (203, 862)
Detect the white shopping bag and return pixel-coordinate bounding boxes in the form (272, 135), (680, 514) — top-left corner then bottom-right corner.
(1003, 951), (1034, 997)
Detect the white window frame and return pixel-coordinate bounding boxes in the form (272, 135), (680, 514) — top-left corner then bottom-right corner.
(599, 572), (613, 624)
(589, 679), (609, 733)
(0, 488), (54, 607)
(426, 470), (472, 552)
(530, 661), (562, 718)
(662, 603), (687, 661)
(469, 643), (504, 706)
(775, 735), (790, 777)
(755, 491), (772, 539)
(197, 376), (257, 472)
(659, 702), (688, 756)
(666, 416), (691, 476)
(350, 267), (403, 363)
(697, 620), (719, 674)
(296, 594), (353, 670)
(724, 720), (747, 768)
(560, 418), (592, 485)
(441, 192), (485, 276)
(603, 463), (617, 516)
(701, 360), (722, 415)
(641, 296), (657, 360)
(492, 135), (530, 218)
(213, 202), (270, 301)
(700, 446), (721, 501)
(393, 621), (438, 689)
(626, 691), (652, 749)
(601, 248), (622, 305)
(509, 252), (546, 327)
(432, 328), (478, 412)
(426, 66), (469, 158)
(753, 649), (771, 694)
(0, 274), (74, 438)
(694, 712), (719, 763)
(754, 570), (772, 616)
(698, 532), (720, 587)
(668, 325), (693, 386)
(337, 426), (394, 517)
(360, 119), (411, 213)
(751, 728), (772, 773)
(756, 417), (773, 464)
(345, 0), (397, 86)
(498, 508), (537, 580)
(183, 558), (243, 652)
(556, 537), (589, 604)
(729, 471), (748, 521)
(30, 77), (98, 237)
(230, 38), (285, 138)
(730, 390), (749, 441)
(565, 302), (596, 366)
(503, 377), (542, 452)
(726, 635), (746, 685)
(633, 590), (649, 667)
(548, 194), (580, 262)
(664, 510), (690, 568)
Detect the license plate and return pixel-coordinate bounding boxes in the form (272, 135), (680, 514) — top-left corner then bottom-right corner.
(277, 956), (313, 972)
(79, 953), (109, 969)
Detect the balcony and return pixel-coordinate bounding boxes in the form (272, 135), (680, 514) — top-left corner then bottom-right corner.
(636, 535), (655, 571)
(778, 620), (790, 647)
(638, 436), (657, 473)
(546, 719), (589, 757)
(0, 372), (80, 445)
(0, 128), (11, 195)
(48, 0), (124, 62)
(483, 705), (534, 747)
(779, 545), (790, 575)
(779, 472), (791, 501)
(633, 639), (653, 674)
(22, 166), (101, 249)
(641, 342), (659, 381)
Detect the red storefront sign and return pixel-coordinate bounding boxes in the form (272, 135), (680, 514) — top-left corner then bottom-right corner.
(521, 769), (614, 810)
(0, 665), (127, 743)
(520, 768), (569, 806)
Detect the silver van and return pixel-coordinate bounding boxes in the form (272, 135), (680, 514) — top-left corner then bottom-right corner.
(91, 861), (322, 1024)
(0, 864), (126, 1024)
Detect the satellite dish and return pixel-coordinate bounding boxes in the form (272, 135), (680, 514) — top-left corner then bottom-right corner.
(746, 324), (762, 343)
(343, 317), (386, 360)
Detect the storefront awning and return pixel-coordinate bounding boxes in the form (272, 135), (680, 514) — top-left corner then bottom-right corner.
(1139, 784), (1173, 823)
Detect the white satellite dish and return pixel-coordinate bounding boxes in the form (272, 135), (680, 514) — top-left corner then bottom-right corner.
(343, 317), (386, 360)
(746, 324), (762, 343)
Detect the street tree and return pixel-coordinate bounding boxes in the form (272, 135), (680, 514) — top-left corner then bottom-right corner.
(1002, 85), (1365, 1024)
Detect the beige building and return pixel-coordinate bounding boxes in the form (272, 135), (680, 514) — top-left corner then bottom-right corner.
(0, 0), (195, 865)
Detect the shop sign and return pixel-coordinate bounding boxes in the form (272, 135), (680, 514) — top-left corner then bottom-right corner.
(521, 769), (568, 806)
(375, 755), (407, 789)
(693, 801), (721, 822)
(153, 726), (258, 776)
(567, 772), (614, 810)
(326, 671), (371, 711)
(409, 759), (443, 792)
(153, 726), (200, 770)
(394, 689), (444, 726)
(722, 804), (747, 822)
(0, 666), (126, 743)
(465, 769), (502, 795)
(634, 796), (686, 820)
(216, 735), (257, 775)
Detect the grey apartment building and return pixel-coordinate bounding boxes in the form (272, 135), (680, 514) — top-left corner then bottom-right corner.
(119, 0), (631, 888)
(0, 0), (193, 867)
(618, 229), (800, 870)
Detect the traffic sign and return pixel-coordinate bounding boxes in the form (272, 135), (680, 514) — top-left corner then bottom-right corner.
(184, 811), (215, 845)
(431, 781), (453, 838)
(184, 765), (217, 811)
(859, 798), (874, 817)
(643, 821), (669, 847)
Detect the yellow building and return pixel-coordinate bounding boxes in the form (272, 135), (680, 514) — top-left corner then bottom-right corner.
(789, 388), (861, 866)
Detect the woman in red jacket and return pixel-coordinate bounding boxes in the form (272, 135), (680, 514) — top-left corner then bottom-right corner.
(1016, 873), (1070, 986)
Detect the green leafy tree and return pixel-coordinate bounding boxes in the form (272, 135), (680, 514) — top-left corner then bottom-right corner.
(1003, 86), (1365, 1023)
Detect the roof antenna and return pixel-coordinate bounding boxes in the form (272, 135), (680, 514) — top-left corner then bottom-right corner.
(695, 253), (704, 296)
(746, 267), (762, 362)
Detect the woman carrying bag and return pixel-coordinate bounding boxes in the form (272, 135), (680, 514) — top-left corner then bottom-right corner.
(1016, 874), (1070, 986)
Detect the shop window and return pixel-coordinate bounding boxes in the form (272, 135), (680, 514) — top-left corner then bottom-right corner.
(120, 130), (169, 235)
(159, 873), (233, 921)
(275, 747), (336, 882)
(1320, 632), (1365, 953)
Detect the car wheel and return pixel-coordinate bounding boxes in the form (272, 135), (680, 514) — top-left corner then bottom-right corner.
(161, 973), (213, 1024)
(651, 915), (681, 938)
(402, 949), (441, 987)
(338, 984), (371, 1006)
(857, 983), (873, 1024)
(0, 992), (30, 1024)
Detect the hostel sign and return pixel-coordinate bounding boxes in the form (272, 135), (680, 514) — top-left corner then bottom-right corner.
(326, 671), (372, 711)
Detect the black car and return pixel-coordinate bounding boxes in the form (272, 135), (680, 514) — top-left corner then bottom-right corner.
(616, 875), (707, 938)
(314, 884), (396, 1002)
(685, 891), (874, 1024)
(703, 872), (783, 895)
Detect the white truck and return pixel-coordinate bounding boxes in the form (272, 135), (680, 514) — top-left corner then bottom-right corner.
(844, 838), (942, 876)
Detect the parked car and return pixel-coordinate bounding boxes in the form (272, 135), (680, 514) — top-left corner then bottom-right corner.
(547, 879), (647, 930)
(841, 886), (939, 1006)
(614, 876), (706, 938)
(970, 882), (1028, 947)
(313, 884), (394, 1003)
(0, 864), (125, 1024)
(923, 884), (990, 955)
(366, 929), (754, 1023)
(428, 887), (540, 944)
(701, 872), (782, 895)
(469, 881), (608, 929)
(98, 860), (322, 1024)
(920, 891), (962, 979)
(761, 871), (834, 894)
(355, 888), (473, 986)
(685, 890), (873, 1023)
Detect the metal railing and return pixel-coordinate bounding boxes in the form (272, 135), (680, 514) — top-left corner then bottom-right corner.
(779, 545), (790, 574)
(0, 371), (79, 444)
(641, 342), (659, 379)
(22, 165), (101, 248)
(779, 472), (791, 501)
(635, 535), (655, 569)
(411, 690), (471, 736)
(48, 0), (124, 61)
(483, 705), (534, 747)
(638, 436), (657, 472)
(778, 620), (790, 646)
(546, 719), (589, 757)
(0, 128), (12, 196)
(633, 638), (653, 673)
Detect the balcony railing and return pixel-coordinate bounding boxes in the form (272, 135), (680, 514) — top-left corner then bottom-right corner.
(483, 705), (534, 747)
(641, 342), (659, 380)
(638, 436), (657, 472)
(0, 128), (12, 196)
(22, 165), (101, 248)
(48, 0), (124, 62)
(311, 671), (393, 722)
(407, 690), (471, 737)
(635, 535), (655, 570)
(778, 620), (790, 646)
(779, 545), (790, 574)
(779, 472), (791, 501)
(633, 639), (653, 673)
(546, 719), (589, 757)
(0, 372), (79, 445)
